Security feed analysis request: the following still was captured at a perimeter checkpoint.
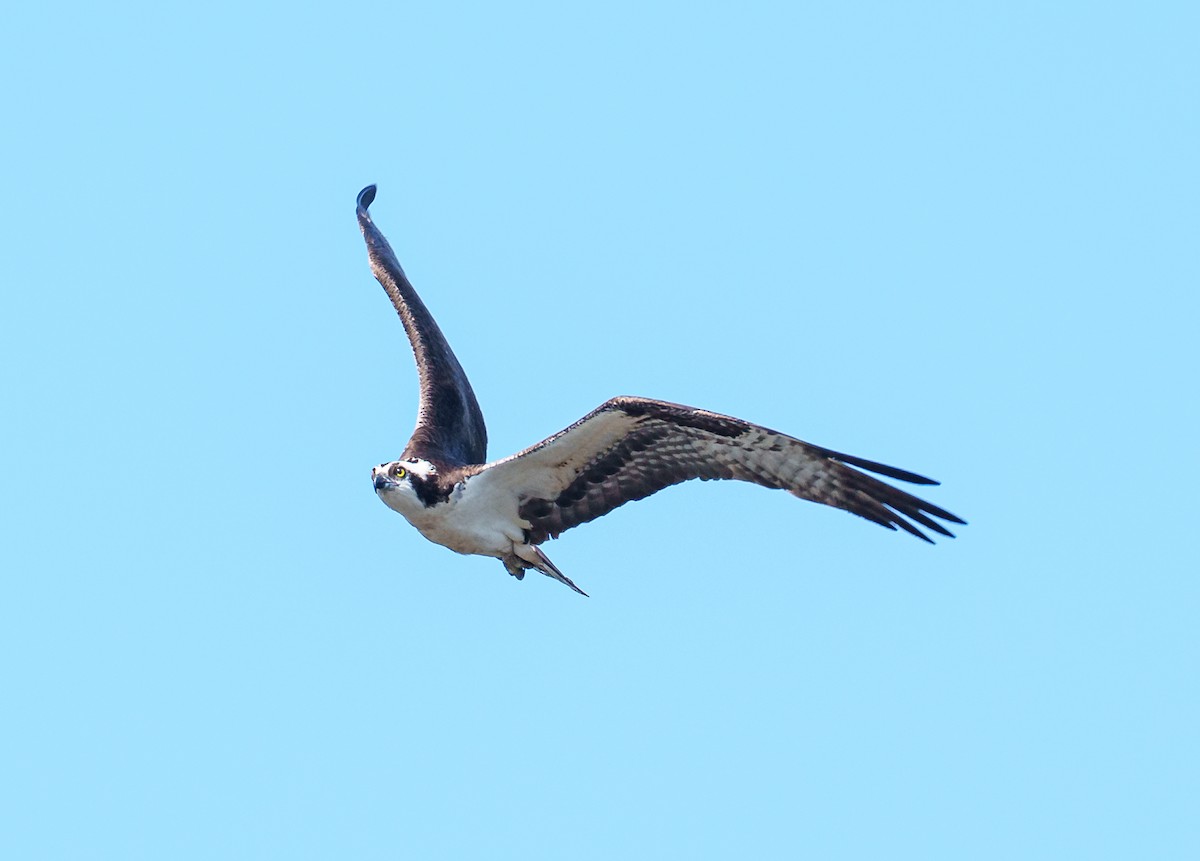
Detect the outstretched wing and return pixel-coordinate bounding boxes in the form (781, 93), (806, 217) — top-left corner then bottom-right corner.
(474, 397), (965, 544)
(357, 185), (488, 466)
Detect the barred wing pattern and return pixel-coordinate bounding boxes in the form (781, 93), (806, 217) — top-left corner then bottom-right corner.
(478, 397), (964, 546)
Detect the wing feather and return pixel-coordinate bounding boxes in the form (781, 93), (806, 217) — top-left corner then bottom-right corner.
(474, 397), (965, 545)
(356, 186), (487, 466)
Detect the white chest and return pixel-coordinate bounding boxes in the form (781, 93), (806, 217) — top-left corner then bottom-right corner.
(383, 475), (528, 558)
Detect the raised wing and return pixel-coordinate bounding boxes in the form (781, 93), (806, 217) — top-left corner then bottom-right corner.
(476, 397), (964, 544)
(357, 185), (487, 466)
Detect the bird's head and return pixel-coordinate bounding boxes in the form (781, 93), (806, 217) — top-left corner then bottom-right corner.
(371, 458), (439, 514)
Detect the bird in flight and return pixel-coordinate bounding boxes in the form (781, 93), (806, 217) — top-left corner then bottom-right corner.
(356, 185), (963, 595)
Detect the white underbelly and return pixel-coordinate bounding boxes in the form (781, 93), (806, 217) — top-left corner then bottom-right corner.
(400, 482), (528, 558)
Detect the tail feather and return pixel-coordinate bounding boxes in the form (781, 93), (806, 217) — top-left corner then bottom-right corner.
(529, 546), (589, 597)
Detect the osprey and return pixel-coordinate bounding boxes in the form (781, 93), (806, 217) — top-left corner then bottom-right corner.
(357, 185), (963, 596)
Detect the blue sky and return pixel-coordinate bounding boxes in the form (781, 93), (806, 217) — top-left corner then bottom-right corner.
(2, 2), (1197, 858)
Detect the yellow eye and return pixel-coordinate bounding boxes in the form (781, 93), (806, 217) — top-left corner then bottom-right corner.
(395, 467), (407, 479)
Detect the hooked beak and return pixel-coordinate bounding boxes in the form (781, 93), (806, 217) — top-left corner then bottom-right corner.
(372, 467), (396, 492)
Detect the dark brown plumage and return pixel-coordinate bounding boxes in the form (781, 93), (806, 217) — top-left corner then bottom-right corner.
(357, 185), (487, 466)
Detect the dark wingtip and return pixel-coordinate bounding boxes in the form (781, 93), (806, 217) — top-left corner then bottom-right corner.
(835, 451), (941, 486)
(357, 184), (377, 216)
